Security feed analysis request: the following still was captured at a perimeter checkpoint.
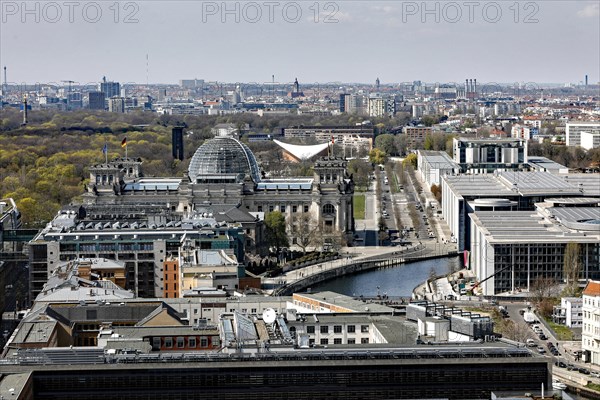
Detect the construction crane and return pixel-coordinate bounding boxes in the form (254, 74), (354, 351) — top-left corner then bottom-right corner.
(61, 80), (75, 110)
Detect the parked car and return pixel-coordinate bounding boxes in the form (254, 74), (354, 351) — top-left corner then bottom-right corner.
(590, 371), (600, 378)
(537, 346), (546, 354)
(555, 361), (567, 368)
(579, 368), (591, 375)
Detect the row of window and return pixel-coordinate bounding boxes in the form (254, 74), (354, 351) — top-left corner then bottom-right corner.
(153, 336), (211, 349)
(257, 204), (310, 213)
(305, 325), (369, 334)
(312, 338), (369, 345)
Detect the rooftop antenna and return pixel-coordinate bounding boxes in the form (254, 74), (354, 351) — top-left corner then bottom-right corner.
(146, 53), (149, 86)
(2, 66), (7, 96)
(21, 95), (28, 126)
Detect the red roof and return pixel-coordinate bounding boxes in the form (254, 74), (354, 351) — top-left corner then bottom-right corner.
(583, 281), (600, 296)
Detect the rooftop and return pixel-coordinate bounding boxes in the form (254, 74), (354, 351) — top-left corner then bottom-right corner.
(583, 281), (600, 296)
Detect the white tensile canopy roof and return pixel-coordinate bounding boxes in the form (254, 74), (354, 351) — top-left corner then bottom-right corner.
(273, 139), (329, 161)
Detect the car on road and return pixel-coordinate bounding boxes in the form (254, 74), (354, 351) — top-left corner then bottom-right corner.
(579, 368), (591, 375)
(555, 361), (567, 368)
(590, 371), (600, 378)
(527, 339), (537, 347)
(537, 346), (546, 354)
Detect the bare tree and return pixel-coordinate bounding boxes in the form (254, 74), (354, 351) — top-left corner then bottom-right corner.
(290, 214), (321, 254)
(504, 320), (531, 343)
(530, 276), (560, 306)
(563, 242), (581, 295)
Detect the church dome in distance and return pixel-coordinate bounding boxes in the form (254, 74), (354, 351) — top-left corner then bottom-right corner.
(188, 136), (261, 184)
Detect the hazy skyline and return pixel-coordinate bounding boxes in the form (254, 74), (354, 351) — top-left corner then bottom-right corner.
(1, 1), (599, 85)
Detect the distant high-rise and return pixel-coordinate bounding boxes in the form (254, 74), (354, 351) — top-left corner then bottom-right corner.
(100, 78), (121, 99)
(585, 75), (589, 87)
(179, 79), (204, 89)
(108, 97), (125, 113)
(339, 93), (349, 113)
(172, 127), (184, 160)
(88, 92), (106, 110)
(21, 96), (28, 126)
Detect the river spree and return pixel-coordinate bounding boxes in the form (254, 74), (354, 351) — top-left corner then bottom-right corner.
(308, 256), (459, 297)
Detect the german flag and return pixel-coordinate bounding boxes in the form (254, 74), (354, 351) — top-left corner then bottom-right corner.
(121, 138), (127, 148)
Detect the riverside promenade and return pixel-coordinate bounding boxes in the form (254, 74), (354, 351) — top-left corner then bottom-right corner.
(263, 241), (458, 296)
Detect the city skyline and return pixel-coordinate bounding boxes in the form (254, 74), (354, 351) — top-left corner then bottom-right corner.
(1, 1), (599, 84)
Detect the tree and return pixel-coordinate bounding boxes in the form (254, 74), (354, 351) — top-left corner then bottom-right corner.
(264, 211), (289, 253)
(347, 159), (372, 190)
(290, 214), (320, 254)
(368, 148), (387, 165)
(563, 242), (581, 295)
(402, 153), (417, 169)
(530, 276), (559, 306)
(374, 134), (396, 156)
(430, 184), (442, 203)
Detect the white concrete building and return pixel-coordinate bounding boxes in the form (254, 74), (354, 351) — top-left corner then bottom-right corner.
(566, 122), (600, 147)
(581, 131), (600, 150)
(582, 281), (600, 365)
(417, 150), (459, 187)
(553, 297), (583, 328)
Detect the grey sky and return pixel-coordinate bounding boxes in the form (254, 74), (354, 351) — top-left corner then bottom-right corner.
(1, 1), (599, 85)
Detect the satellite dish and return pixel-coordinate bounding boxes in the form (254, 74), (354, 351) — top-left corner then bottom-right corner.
(262, 308), (276, 324)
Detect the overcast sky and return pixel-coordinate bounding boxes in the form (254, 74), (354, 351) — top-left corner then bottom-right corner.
(1, 1), (599, 85)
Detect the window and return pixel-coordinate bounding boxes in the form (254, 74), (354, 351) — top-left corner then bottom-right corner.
(361, 325), (369, 333)
(361, 338), (370, 344)
(269, 205), (274, 212)
(334, 325), (342, 333)
(280, 205), (286, 212)
(347, 338), (356, 344)
(307, 326), (315, 334)
(334, 338), (342, 345)
(323, 204), (335, 215)
(188, 337), (196, 348)
(347, 325), (355, 333)
(320, 326), (329, 334)
(309, 339), (315, 345)
(164, 337), (173, 348)
(292, 205), (298, 213)
(257, 205), (263, 212)
(251, 308), (257, 314)
(177, 337), (185, 348)
(320, 338), (329, 345)
(200, 338), (209, 347)
(304, 205), (309, 213)
(152, 337), (161, 350)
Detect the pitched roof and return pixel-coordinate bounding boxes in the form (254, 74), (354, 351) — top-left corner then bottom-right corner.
(583, 281), (600, 296)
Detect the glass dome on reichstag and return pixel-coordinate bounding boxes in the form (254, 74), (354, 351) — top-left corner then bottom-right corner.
(188, 136), (261, 184)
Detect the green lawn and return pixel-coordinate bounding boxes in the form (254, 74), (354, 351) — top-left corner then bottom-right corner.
(353, 194), (366, 220)
(544, 317), (574, 340)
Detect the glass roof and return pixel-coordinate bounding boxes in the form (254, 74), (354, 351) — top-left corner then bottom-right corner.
(188, 136), (261, 183)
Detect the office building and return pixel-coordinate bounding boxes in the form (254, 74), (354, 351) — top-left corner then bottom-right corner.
(416, 150), (459, 187)
(179, 79), (204, 89)
(441, 172), (600, 251)
(403, 126), (431, 146)
(469, 200), (600, 295)
(100, 80), (120, 99)
(453, 138), (528, 173)
(88, 92), (105, 110)
(108, 97), (125, 113)
(581, 130), (600, 150)
(566, 122), (600, 147)
(582, 280), (600, 365)
(172, 126), (184, 160)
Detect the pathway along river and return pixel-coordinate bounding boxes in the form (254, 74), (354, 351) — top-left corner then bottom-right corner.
(308, 256), (459, 298)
